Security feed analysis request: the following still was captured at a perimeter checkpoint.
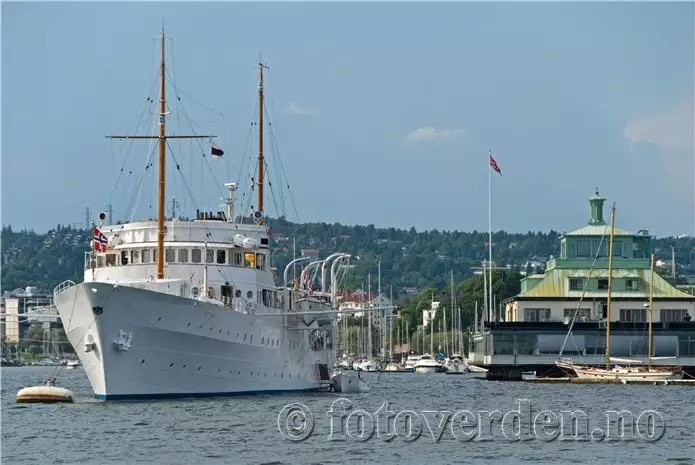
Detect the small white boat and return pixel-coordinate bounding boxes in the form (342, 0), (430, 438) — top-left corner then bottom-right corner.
(445, 355), (468, 374)
(65, 360), (81, 369)
(330, 370), (370, 393)
(414, 355), (445, 373)
(384, 362), (401, 372)
(404, 355), (420, 373)
(17, 380), (74, 403)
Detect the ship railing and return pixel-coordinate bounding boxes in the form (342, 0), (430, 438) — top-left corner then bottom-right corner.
(53, 280), (77, 298)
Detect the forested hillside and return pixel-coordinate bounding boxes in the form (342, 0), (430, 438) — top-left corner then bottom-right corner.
(2, 220), (694, 295)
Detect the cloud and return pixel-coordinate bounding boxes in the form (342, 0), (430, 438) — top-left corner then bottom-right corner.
(404, 126), (464, 143)
(622, 99), (694, 154)
(285, 102), (319, 116)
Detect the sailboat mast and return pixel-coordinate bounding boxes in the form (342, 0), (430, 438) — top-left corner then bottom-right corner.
(256, 62), (267, 225)
(605, 204), (616, 370)
(156, 29), (167, 280)
(648, 253), (655, 369)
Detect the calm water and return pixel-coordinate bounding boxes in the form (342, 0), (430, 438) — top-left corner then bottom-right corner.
(1, 366), (692, 464)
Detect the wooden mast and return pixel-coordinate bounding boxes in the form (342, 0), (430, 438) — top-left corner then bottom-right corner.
(256, 62), (268, 225)
(605, 204), (616, 370)
(107, 29), (214, 280)
(648, 253), (655, 370)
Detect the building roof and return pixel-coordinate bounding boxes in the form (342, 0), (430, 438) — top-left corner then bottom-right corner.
(515, 268), (694, 300)
(563, 225), (634, 237)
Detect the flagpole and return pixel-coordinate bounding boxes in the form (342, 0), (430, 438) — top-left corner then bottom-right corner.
(488, 151), (493, 323)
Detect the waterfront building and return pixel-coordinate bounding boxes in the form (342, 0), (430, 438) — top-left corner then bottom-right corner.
(469, 191), (695, 379)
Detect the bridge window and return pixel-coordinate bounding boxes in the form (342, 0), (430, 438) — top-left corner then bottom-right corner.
(142, 249), (150, 263)
(179, 249), (189, 263)
(165, 248), (175, 263)
(228, 249), (234, 264)
(244, 252), (256, 268)
(206, 249), (214, 263)
(192, 248), (201, 263)
(96, 255), (105, 268)
(121, 251), (129, 265)
(217, 249), (226, 264)
(256, 253), (265, 270)
(106, 254), (117, 266)
(131, 250), (140, 264)
(234, 252), (243, 266)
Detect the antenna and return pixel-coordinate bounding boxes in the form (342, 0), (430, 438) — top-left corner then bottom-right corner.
(106, 29), (215, 280)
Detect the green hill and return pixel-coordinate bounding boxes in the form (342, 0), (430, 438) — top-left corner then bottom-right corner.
(2, 220), (693, 296)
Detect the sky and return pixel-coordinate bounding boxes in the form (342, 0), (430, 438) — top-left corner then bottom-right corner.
(2, 1), (694, 237)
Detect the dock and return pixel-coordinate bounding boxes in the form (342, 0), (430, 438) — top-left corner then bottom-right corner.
(522, 377), (695, 385)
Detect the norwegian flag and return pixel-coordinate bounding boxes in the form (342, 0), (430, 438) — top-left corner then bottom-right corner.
(93, 227), (108, 252)
(489, 152), (502, 175)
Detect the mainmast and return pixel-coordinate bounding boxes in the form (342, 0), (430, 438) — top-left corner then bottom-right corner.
(256, 62), (269, 226)
(107, 29), (214, 280)
(605, 204), (616, 370)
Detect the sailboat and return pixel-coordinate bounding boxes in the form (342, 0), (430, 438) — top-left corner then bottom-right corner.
(445, 271), (468, 374)
(53, 30), (342, 399)
(555, 204), (678, 381)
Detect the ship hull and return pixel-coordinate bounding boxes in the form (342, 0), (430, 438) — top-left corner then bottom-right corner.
(556, 362), (677, 381)
(55, 282), (331, 399)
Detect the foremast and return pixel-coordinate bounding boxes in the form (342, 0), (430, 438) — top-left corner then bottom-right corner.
(107, 29), (214, 280)
(256, 62), (269, 226)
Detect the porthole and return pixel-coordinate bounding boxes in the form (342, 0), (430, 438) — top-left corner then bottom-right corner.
(247, 290), (253, 299)
(169, 362), (174, 367)
(141, 359), (146, 364)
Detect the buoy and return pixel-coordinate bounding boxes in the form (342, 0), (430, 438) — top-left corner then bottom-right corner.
(16, 385), (74, 403)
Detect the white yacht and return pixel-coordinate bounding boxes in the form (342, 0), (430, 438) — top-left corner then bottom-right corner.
(413, 354), (445, 373)
(53, 30), (344, 400)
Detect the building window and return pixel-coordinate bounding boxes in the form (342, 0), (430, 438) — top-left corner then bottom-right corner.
(625, 279), (639, 291)
(577, 241), (590, 257)
(619, 308), (647, 322)
(516, 334), (537, 355)
(563, 308), (591, 320)
(244, 252), (256, 268)
(661, 309), (687, 322)
(216, 249), (226, 264)
(612, 241), (623, 257)
(191, 248), (201, 263)
(142, 249), (150, 263)
(560, 242), (566, 259)
(165, 248), (175, 263)
(597, 278), (609, 290)
(493, 334), (514, 355)
(179, 249), (189, 263)
(569, 278), (585, 291)
(524, 308), (551, 322)
(592, 241), (607, 257)
(678, 336), (695, 356)
(206, 249), (214, 263)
